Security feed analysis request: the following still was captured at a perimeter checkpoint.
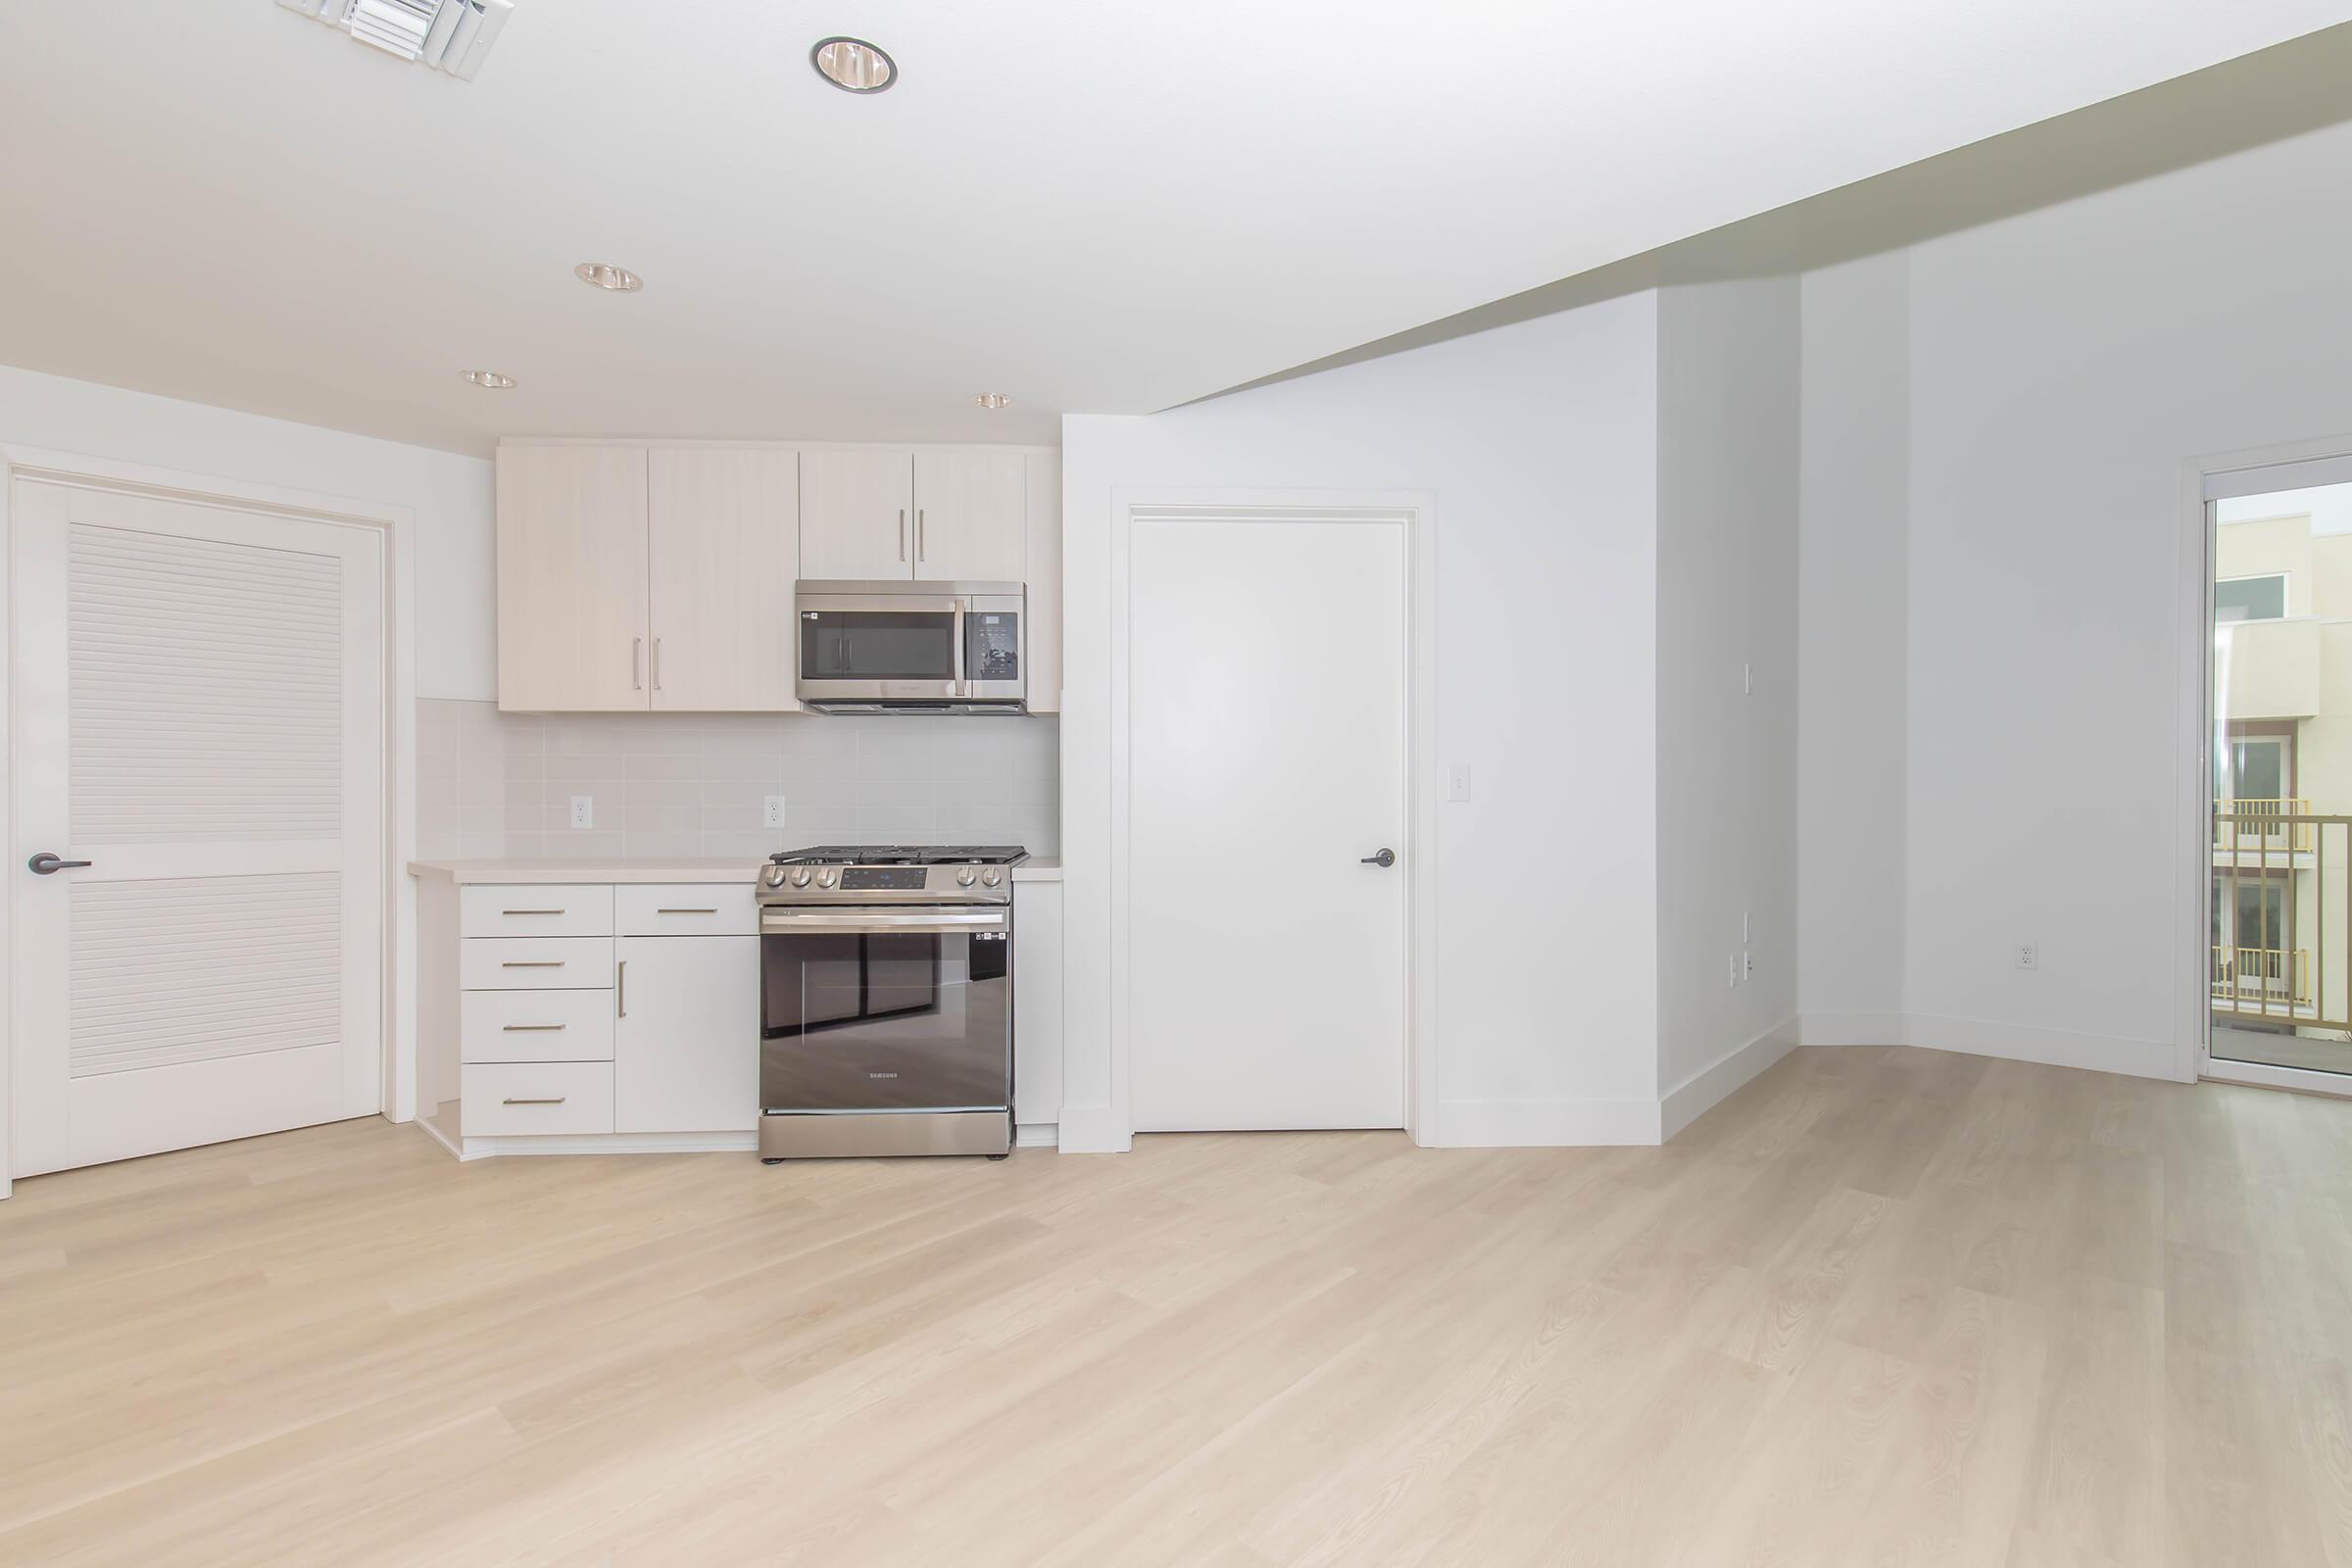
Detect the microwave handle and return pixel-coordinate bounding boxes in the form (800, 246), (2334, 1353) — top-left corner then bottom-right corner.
(952, 601), (967, 694)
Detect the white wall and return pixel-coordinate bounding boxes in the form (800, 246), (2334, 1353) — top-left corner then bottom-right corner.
(1796, 252), (1911, 1042)
(1655, 270), (1802, 1102)
(0, 365), (495, 700)
(1061, 293), (1663, 1149)
(1803, 115), (2352, 1075)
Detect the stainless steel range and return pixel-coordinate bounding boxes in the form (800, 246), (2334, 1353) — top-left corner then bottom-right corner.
(756, 845), (1026, 1161)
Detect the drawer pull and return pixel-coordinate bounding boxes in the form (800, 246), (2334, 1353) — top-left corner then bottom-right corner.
(502, 1023), (567, 1032)
(657, 907), (718, 915)
(502, 960), (565, 968)
(617, 958), (627, 1018)
(501, 908), (565, 916)
(502, 1097), (567, 1105)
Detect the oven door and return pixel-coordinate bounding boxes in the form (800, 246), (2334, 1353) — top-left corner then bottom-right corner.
(796, 590), (963, 705)
(760, 905), (1011, 1112)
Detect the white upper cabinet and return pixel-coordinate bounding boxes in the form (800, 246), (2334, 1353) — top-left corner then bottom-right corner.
(648, 448), (800, 711)
(912, 449), (1027, 581)
(799, 448), (915, 580)
(497, 445), (652, 711)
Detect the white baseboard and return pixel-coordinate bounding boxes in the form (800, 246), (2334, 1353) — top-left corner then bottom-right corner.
(1054, 1105), (1132, 1153)
(415, 1103), (464, 1160)
(1796, 1011), (1907, 1048)
(1015, 1122), (1059, 1149)
(1660, 1017), (1799, 1141)
(1431, 1096), (1664, 1148)
(1900, 1011), (2182, 1080)
(459, 1130), (760, 1160)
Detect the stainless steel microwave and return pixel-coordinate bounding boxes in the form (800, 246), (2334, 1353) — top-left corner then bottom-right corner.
(794, 581), (1027, 713)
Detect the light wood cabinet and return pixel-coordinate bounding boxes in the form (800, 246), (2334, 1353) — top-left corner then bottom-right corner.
(496, 445), (651, 710)
(648, 448), (799, 711)
(499, 440), (1057, 713)
(799, 448), (914, 579)
(912, 449), (1027, 580)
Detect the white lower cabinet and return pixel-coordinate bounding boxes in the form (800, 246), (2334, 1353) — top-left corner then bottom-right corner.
(614, 934), (759, 1133)
(462, 1061), (617, 1137)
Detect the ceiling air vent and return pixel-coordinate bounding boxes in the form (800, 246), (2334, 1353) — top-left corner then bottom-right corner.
(277, 0), (514, 81)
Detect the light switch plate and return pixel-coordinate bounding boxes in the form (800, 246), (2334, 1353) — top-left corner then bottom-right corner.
(1446, 764), (1472, 802)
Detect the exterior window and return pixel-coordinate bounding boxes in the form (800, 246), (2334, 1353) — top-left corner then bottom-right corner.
(2216, 573), (2288, 622)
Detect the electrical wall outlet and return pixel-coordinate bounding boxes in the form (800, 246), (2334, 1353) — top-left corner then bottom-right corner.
(1743, 949), (1755, 979)
(764, 795), (788, 829)
(2014, 941), (2039, 970)
(569, 795), (593, 829)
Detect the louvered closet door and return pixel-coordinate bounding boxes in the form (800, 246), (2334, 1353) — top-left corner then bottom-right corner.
(10, 480), (384, 1177)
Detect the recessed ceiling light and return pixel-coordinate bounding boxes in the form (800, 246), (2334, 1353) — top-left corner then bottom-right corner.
(974, 393), (1012, 410)
(574, 263), (643, 292)
(812, 37), (896, 94)
(462, 369), (516, 389)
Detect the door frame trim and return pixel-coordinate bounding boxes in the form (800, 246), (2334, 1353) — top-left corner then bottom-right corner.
(1099, 491), (1438, 1148)
(0, 445), (417, 1198)
(2180, 431), (2352, 1090)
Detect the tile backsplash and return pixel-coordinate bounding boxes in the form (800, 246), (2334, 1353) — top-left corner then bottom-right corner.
(417, 700), (1058, 862)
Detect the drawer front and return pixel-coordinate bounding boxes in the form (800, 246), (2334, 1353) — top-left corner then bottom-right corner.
(615, 883), (758, 937)
(461, 988), (616, 1064)
(460, 884), (614, 939)
(462, 1061), (615, 1136)
(460, 936), (615, 991)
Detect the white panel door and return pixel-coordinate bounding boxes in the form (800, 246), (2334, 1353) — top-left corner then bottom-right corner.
(1128, 514), (1405, 1131)
(613, 935), (759, 1132)
(798, 449), (914, 580)
(10, 480), (384, 1177)
(911, 449), (1026, 581)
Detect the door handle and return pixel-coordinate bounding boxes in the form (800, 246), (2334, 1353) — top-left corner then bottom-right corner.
(27, 853), (92, 875)
(1360, 848), (1397, 868)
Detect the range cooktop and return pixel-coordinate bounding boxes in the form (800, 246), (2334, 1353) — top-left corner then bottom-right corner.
(767, 845), (1029, 867)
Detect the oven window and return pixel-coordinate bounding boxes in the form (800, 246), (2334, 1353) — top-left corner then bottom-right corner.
(800, 611), (956, 680)
(760, 929), (1011, 1111)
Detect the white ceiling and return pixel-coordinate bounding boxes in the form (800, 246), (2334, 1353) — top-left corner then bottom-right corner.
(1, 2), (2344, 456)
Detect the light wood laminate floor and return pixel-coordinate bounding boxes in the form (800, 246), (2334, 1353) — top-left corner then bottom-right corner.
(3, 1045), (2349, 1566)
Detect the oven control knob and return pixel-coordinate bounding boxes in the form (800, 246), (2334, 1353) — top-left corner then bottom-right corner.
(790, 867), (813, 888)
(816, 869), (838, 889)
(764, 865), (786, 888)
(956, 867), (978, 888)
(981, 868), (1004, 888)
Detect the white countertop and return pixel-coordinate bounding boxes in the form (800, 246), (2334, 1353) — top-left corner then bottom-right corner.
(409, 855), (1061, 884)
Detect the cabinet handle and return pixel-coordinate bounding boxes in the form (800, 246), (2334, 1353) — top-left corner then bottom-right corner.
(656, 907), (717, 915)
(502, 1023), (566, 1032)
(917, 508), (926, 561)
(501, 908), (564, 915)
(502, 960), (565, 968)
(652, 637), (662, 692)
(503, 1097), (567, 1105)
(617, 958), (627, 1018)
(899, 509), (907, 562)
(633, 637), (644, 691)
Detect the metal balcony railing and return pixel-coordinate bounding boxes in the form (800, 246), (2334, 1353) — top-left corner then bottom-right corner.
(2211, 945), (2311, 1007)
(2213, 808), (2345, 1029)
(2214, 798), (2314, 855)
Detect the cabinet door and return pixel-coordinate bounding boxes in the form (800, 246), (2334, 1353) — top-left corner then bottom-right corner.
(497, 445), (651, 710)
(912, 449), (1027, 581)
(649, 448), (800, 710)
(613, 936), (759, 1133)
(799, 449), (914, 580)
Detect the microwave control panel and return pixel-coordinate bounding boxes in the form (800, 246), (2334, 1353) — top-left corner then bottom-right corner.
(967, 613), (1020, 681)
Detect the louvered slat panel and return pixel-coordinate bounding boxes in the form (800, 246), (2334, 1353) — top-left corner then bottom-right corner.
(71, 874), (342, 1078)
(70, 523), (343, 844)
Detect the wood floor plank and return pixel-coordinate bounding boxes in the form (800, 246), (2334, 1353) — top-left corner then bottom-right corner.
(1, 1048), (2346, 1565)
